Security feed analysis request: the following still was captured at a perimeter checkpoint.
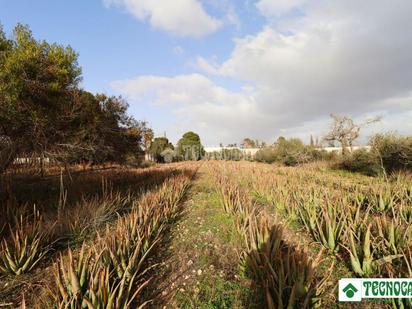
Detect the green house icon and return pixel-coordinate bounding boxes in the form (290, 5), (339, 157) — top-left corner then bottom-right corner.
(343, 283), (358, 298)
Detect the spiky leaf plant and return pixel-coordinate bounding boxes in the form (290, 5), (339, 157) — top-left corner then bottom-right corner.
(347, 224), (402, 277)
(53, 244), (150, 308)
(371, 187), (396, 214)
(391, 247), (412, 309)
(313, 202), (346, 254)
(375, 216), (410, 255)
(0, 209), (49, 276)
(53, 246), (97, 307)
(296, 198), (319, 239)
(244, 215), (328, 308)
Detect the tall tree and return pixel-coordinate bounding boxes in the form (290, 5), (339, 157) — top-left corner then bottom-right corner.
(241, 138), (256, 148)
(0, 23), (82, 173)
(149, 137), (174, 163)
(0, 24), (150, 173)
(323, 114), (380, 155)
(176, 131), (204, 160)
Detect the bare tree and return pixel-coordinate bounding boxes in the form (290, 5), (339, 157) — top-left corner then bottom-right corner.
(323, 114), (380, 155)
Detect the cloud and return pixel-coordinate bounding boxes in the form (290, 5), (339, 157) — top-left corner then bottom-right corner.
(256, 0), (306, 17)
(195, 56), (220, 75)
(104, 0), (222, 37)
(197, 0), (412, 138)
(111, 0), (412, 145)
(110, 74), (272, 144)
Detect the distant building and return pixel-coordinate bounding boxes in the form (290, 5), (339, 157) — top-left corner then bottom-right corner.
(204, 147), (260, 158)
(319, 146), (371, 153)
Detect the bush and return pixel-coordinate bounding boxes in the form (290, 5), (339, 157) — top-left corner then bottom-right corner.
(161, 148), (177, 163)
(124, 154), (142, 168)
(254, 147), (277, 164)
(140, 160), (155, 168)
(336, 149), (381, 176)
(255, 138), (322, 166)
(370, 133), (412, 173)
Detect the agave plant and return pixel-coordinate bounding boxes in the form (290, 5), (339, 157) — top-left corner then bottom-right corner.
(0, 209), (49, 276)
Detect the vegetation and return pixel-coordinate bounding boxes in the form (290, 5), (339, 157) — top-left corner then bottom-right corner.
(323, 114), (380, 155)
(371, 133), (412, 173)
(148, 137), (174, 163)
(255, 137), (322, 166)
(336, 133), (412, 176)
(0, 24), (151, 173)
(210, 160), (412, 308)
(176, 131), (204, 161)
(2, 20), (412, 309)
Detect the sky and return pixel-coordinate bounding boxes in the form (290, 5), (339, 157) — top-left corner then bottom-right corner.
(1, 0), (412, 146)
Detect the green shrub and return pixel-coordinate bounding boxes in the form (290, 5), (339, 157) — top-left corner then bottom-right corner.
(370, 133), (412, 173)
(254, 138), (321, 166)
(336, 149), (381, 176)
(254, 147), (277, 164)
(140, 160), (155, 168)
(160, 148), (176, 163)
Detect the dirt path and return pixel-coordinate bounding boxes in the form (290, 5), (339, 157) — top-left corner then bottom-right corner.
(156, 165), (260, 309)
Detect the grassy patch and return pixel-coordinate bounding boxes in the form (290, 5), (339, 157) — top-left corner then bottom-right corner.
(175, 274), (262, 309)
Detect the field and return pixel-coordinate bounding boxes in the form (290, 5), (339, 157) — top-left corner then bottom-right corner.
(1, 161), (412, 308)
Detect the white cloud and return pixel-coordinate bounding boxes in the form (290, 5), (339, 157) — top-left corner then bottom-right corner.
(104, 0), (222, 37)
(110, 74), (273, 144)
(256, 0), (306, 17)
(110, 0), (412, 145)
(195, 56), (220, 75)
(196, 0), (412, 139)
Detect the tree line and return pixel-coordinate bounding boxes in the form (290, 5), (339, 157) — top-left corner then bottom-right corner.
(148, 131), (204, 163)
(0, 24), (153, 174)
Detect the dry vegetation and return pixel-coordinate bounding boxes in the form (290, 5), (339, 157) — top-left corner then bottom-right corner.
(0, 163), (198, 307)
(212, 161), (412, 308)
(1, 160), (411, 308)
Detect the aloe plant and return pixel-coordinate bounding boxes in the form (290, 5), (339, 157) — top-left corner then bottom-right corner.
(53, 246), (96, 307)
(371, 187), (396, 214)
(244, 216), (328, 308)
(0, 210), (49, 276)
(313, 203), (346, 254)
(391, 247), (412, 309)
(296, 199), (318, 236)
(400, 203), (412, 224)
(347, 225), (401, 277)
(54, 246), (149, 309)
(375, 216), (410, 255)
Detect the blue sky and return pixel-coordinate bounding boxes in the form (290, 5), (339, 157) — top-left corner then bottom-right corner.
(1, 0), (412, 145)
